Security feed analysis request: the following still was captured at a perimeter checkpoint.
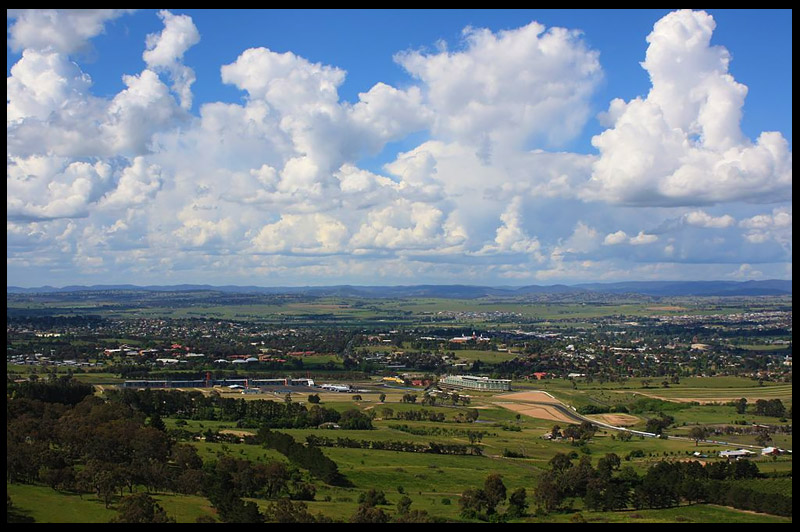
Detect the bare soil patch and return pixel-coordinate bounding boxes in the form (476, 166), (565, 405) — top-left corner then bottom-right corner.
(624, 390), (787, 404)
(495, 390), (561, 404)
(493, 402), (575, 423)
(219, 429), (254, 437)
(586, 413), (640, 427)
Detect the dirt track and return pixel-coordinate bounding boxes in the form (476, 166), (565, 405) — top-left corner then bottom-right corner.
(492, 402), (576, 423)
(491, 391), (584, 424)
(586, 413), (640, 427)
(495, 390), (562, 404)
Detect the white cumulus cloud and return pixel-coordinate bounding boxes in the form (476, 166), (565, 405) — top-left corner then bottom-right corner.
(586, 9), (792, 206)
(143, 10), (200, 109)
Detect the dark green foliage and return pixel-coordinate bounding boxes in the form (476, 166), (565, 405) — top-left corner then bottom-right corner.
(338, 409), (373, 430)
(257, 428), (348, 486)
(459, 487), (490, 519)
(645, 413), (674, 435)
(304, 434), (475, 455)
(396, 495), (413, 514)
(262, 499), (318, 523)
(753, 399), (786, 418)
(10, 378), (95, 405)
(735, 397), (748, 414)
(110, 493), (175, 523)
(350, 504), (389, 523)
(505, 487), (527, 518)
(483, 473), (506, 514)
(107, 388), (343, 429)
(358, 488), (388, 507)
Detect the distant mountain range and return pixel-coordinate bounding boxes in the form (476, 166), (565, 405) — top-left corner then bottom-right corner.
(6, 280), (792, 298)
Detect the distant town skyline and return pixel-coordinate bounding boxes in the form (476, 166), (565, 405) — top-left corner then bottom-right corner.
(7, 9), (792, 287)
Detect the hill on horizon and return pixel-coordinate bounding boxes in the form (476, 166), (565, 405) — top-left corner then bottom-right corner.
(6, 280), (792, 298)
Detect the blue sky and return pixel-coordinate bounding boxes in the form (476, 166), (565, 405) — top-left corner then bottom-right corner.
(7, 10), (793, 287)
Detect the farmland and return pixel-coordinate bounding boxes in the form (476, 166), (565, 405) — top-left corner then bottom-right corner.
(7, 288), (791, 523)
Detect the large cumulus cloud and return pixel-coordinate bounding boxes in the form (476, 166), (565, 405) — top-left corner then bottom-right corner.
(6, 10), (792, 285)
(585, 10), (792, 206)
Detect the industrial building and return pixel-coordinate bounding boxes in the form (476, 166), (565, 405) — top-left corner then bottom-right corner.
(439, 375), (512, 391)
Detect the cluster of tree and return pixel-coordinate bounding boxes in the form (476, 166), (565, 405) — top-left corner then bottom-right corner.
(9, 377), (95, 405)
(704, 479), (792, 517)
(389, 424), (492, 439)
(459, 473), (527, 521)
(110, 493), (175, 523)
(752, 399), (788, 418)
(255, 428), (348, 486)
(551, 421), (597, 443)
(532, 451), (780, 516)
(338, 409), (374, 430)
(8, 393), (173, 507)
(644, 413), (675, 435)
(192, 454), (326, 523)
(389, 408), (447, 423)
(304, 435), (479, 456)
(577, 404), (629, 415)
(400, 393), (418, 403)
(106, 388), (346, 429)
(8, 380), (338, 522)
(348, 487), (439, 523)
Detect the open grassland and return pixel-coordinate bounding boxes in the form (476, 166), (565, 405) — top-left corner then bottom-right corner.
(629, 384), (792, 404)
(7, 374), (792, 523)
(11, 294), (783, 323)
(522, 505), (792, 524)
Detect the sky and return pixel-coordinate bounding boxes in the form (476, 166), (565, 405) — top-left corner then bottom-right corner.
(6, 9), (793, 287)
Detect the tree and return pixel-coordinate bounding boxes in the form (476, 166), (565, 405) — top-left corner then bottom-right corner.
(755, 430), (772, 448)
(110, 493), (175, 523)
(563, 425), (581, 443)
(378, 393), (386, 403)
(339, 409), (373, 430)
(688, 426), (708, 446)
(596, 453), (621, 480)
(735, 397), (747, 415)
(358, 488), (388, 507)
(506, 487), (527, 518)
(483, 473), (507, 514)
(263, 499), (317, 523)
(351, 504), (389, 523)
(459, 487), (489, 519)
(534, 473), (564, 513)
(147, 412), (166, 432)
(548, 453), (573, 475)
(396, 495), (413, 515)
(307, 394), (321, 404)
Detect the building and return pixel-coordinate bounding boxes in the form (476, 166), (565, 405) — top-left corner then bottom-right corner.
(719, 449), (756, 459)
(761, 447), (785, 456)
(439, 375), (512, 392)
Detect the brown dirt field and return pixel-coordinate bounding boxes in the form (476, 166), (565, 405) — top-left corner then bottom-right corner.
(623, 390), (788, 404)
(495, 390), (561, 404)
(586, 413), (641, 426)
(492, 401), (576, 423)
(219, 429), (255, 437)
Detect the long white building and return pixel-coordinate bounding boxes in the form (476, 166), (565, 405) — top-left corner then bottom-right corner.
(439, 375), (512, 391)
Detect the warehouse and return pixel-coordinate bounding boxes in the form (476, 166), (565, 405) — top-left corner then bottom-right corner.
(439, 375), (512, 391)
